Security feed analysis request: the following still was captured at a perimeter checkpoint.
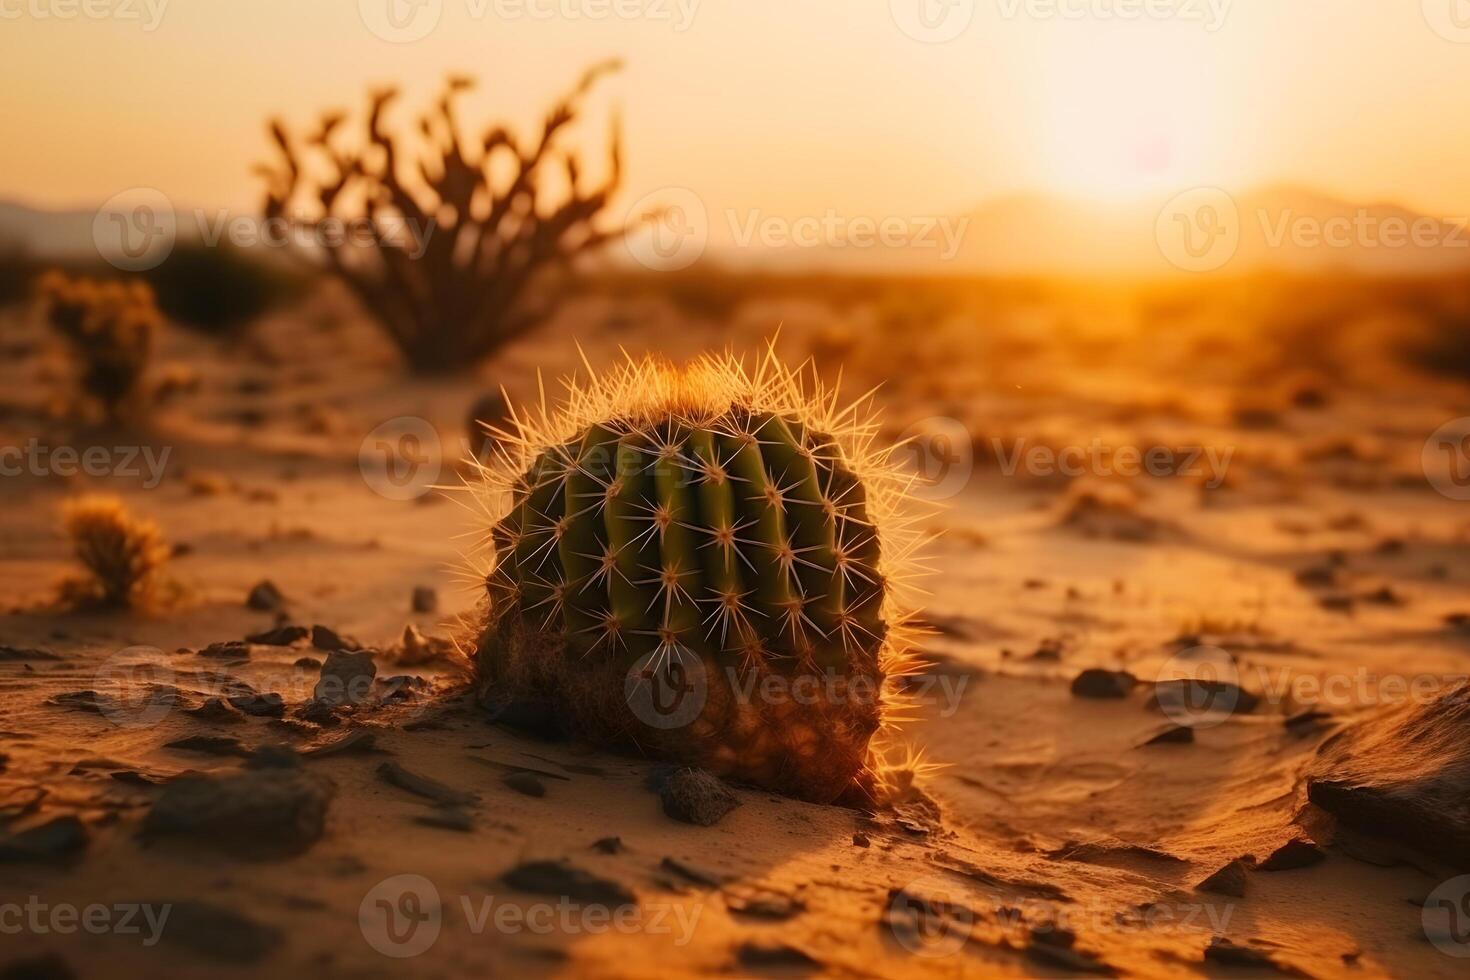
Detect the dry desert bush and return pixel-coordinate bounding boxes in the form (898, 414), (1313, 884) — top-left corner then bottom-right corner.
(257, 62), (627, 372)
(58, 495), (171, 610)
(35, 270), (159, 425)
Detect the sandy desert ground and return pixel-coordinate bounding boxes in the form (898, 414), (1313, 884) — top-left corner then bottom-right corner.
(3, 275), (1470, 978)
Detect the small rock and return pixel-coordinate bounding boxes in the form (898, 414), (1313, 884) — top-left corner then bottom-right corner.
(392, 624), (455, 666)
(1294, 565), (1336, 588)
(0, 953), (75, 980)
(145, 767), (333, 858)
(186, 698), (247, 725)
(0, 816), (88, 864)
(1140, 724), (1194, 746)
(660, 768), (740, 826)
(735, 942), (820, 972)
(293, 656), (321, 669)
(503, 771), (546, 797)
(200, 641), (252, 661)
(311, 624), (361, 652)
(591, 836), (623, 854)
(245, 744), (300, 769)
(376, 761), (476, 807)
(1194, 859), (1250, 897)
(150, 900), (283, 963)
(660, 856), (725, 887)
(415, 809), (474, 833)
(1203, 937), (1288, 972)
(164, 735), (250, 758)
(302, 730), (378, 759)
(246, 624), (309, 646)
(500, 859), (635, 909)
(227, 692), (285, 717)
(411, 586), (438, 613)
(313, 649), (377, 707)
(245, 580), (285, 612)
(1071, 668), (1136, 699)
(1258, 837), (1325, 871)
(852, 832), (871, 848)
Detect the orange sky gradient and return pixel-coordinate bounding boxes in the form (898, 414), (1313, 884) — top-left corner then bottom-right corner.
(4, 0), (1470, 223)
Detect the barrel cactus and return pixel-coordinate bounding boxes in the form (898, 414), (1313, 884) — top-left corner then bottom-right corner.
(469, 348), (919, 804)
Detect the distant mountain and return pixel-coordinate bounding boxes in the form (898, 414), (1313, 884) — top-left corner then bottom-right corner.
(0, 200), (101, 258)
(712, 185), (1470, 278)
(7, 187), (1470, 278)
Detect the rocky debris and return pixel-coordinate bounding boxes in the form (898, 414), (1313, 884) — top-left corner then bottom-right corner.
(1025, 926), (1116, 976)
(293, 656), (321, 669)
(377, 675), (427, 702)
(734, 942), (820, 972)
(245, 580), (285, 611)
(724, 886), (804, 921)
(144, 764), (333, 858)
(0, 953), (75, 979)
(411, 586), (438, 613)
(150, 900), (283, 963)
(591, 836), (623, 854)
(1195, 859), (1251, 897)
(245, 624), (309, 646)
(500, 859), (635, 909)
(414, 808), (474, 832)
(312, 650), (376, 707)
(852, 832), (871, 847)
(311, 624), (362, 652)
(1294, 565), (1337, 588)
(1259, 837), (1325, 871)
(1202, 937), (1301, 975)
(376, 761), (476, 807)
(502, 771), (546, 797)
(659, 768), (740, 826)
(0, 646), (62, 662)
(164, 735), (250, 758)
(227, 692), (285, 717)
(186, 698), (247, 725)
(1148, 678), (1259, 718)
(1070, 668), (1136, 699)
(660, 856), (725, 888)
(200, 641), (252, 661)
(390, 624), (455, 666)
(1139, 724), (1194, 746)
(0, 815), (88, 864)
(301, 730), (379, 759)
(1307, 680), (1470, 868)
(479, 690), (563, 740)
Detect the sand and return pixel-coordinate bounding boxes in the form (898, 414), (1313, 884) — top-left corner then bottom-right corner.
(3, 276), (1470, 978)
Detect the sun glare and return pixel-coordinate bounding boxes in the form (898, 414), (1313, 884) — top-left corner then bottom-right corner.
(1030, 26), (1227, 202)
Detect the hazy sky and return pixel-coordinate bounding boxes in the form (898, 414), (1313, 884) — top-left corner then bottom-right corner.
(4, 0), (1470, 223)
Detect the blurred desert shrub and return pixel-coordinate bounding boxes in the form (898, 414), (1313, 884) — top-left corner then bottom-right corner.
(36, 270), (158, 425)
(257, 63), (626, 372)
(0, 246), (40, 308)
(143, 242), (305, 334)
(59, 495), (170, 610)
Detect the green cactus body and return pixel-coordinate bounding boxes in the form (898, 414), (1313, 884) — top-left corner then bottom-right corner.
(473, 355), (906, 805)
(491, 410), (884, 673)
